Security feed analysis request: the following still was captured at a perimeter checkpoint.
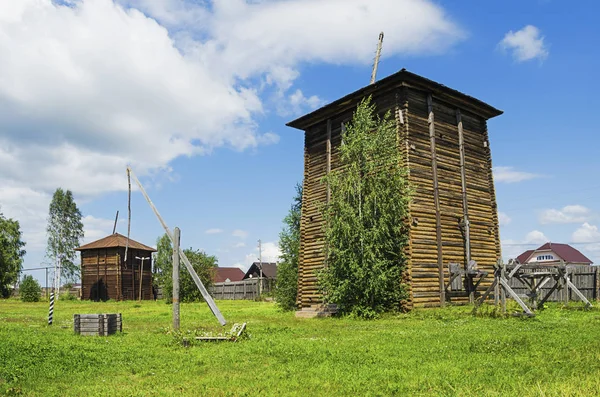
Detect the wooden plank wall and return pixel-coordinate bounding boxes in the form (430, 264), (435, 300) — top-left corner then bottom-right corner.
(210, 278), (274, 300)
(406, 88), (500, 307)
(119, 248), (153, 300)
(81, 248), (153, 301)
(81, 248), (120, 301)
(297, 89), (400, 309)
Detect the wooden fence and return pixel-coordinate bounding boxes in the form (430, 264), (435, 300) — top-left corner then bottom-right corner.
(507, 265), (597, 302)
(210, 278), (274, 300)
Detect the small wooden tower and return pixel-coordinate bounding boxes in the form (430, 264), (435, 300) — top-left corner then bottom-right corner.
(76, 233), (156, 301)
(287, 69), (503, 310)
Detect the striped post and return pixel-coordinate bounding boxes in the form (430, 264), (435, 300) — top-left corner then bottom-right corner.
(48, 291), (55, 326)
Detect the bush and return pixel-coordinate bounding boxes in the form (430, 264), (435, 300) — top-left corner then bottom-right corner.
(60, 291), (77, 301)
(20, 275), (41, 302)
(275, 184), (302, 311)
(319, 97), (411, 317)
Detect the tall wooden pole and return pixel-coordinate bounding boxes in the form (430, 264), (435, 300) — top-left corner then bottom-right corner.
(112, 210), (119, 234)
(456, 109), (473, 303)
(370, 32), (384, 85)
(173, 227), (181, 330)
(258, 239), (263, 296)
(427, 94), (445, 306)
(137, 257), (148, 301)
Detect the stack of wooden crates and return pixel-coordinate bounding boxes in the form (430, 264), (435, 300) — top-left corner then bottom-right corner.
(73, 313), (123, 336)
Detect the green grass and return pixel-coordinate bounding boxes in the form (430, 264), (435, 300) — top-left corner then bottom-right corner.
(1, 299), (600, 396)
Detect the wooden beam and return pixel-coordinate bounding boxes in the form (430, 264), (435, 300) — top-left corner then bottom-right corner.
(127, 166), (227, 325)
(427, 94), (445, 306)
(456, 110), (471, 264)
(116, 253), (121, 301)
(326, 119), (332, 204)
(173, 227), (180, 330)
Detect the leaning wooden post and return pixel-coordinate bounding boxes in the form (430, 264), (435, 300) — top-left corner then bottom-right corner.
(127, 166), (226, 326)
(562, 260), (569, 305)
(427, 94), (445, 306)
(138, 258), (144, 301)
(494, 259), (501, 307)
(501, 263), (507, 314)
(173, 227), (181, 330)
(456, 109), (472, 303)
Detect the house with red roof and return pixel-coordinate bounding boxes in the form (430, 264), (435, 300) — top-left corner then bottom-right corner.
(516, 242), (593, 265)
(212, 267), (245, 283)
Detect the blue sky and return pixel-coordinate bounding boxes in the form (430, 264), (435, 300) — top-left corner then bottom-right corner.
(1, 0), (599, 286)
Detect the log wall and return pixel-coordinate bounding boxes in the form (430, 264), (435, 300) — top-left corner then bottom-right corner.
(405, 88), (500, 307)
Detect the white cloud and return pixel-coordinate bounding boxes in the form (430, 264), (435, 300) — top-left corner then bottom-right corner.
(499, 25), (549, 62)
(276, 89), (327, 117)
(231, 262), (247, 271)
(525, 230), (548, 245)
(571, 223), (600, 264)
(0, 0), (464, 263)
(233, 242), (246, 248)
(493, 166), (541, 183)
(261, 241), (282, 263)
(205, 228), (224, 235)
(242, 241), (281, 268)
(539, 205), (593, 225)
(498, 212), (511, 226)
(572, 223), (600, 244)
(232, 229), (248, 239)
(82, 215), (117, 243)
(501, 230), (549, 261)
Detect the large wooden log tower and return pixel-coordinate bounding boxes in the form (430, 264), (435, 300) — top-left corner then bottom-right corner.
(287, 69), (503, 310)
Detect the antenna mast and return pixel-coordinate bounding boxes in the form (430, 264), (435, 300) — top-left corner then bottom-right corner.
(370, 32), (384, 85)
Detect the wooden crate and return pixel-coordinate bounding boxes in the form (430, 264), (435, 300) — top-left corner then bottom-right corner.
(73, 313), (122, 336)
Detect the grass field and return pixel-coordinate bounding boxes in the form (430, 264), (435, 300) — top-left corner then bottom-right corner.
(1, 299), (600, 396)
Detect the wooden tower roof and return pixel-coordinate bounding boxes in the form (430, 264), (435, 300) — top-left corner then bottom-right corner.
(75, 233), (156, 252)
(287, 68), (503, 130)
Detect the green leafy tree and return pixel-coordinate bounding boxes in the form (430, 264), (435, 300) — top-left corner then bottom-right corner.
(154, 233), (216, 302)
(275, 183), (302, 311)
(152, 233), (173, 293)
(46, 188), (84, 283)
(319, 97), (411, 318)
(20, 275), (41, 302)
(0, 212), (26, 298)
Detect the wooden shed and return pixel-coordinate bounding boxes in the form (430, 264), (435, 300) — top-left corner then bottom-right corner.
(76, 233), (156, 301)
(286, 69), (503, 310)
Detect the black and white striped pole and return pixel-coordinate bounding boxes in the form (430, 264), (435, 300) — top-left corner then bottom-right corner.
(48, 291), (55, 326)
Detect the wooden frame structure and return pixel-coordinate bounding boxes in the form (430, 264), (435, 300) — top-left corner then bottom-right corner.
(474, 261), (593, 316)
(77, 234), (156, 301)
(287, 69), (503, 311)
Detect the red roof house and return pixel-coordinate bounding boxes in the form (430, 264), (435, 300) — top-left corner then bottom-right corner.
(212, 267), (245, 283)
(516, 242), (593, 265)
